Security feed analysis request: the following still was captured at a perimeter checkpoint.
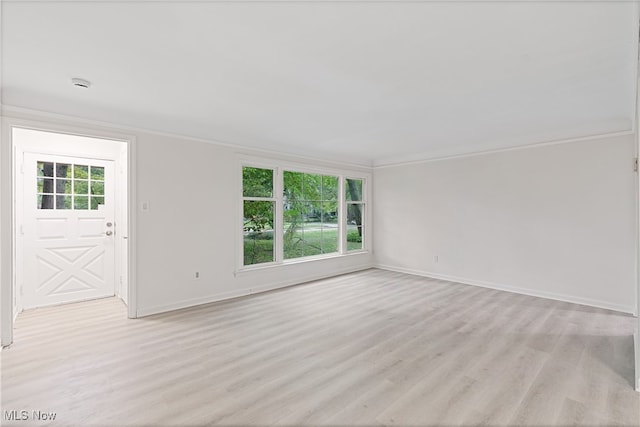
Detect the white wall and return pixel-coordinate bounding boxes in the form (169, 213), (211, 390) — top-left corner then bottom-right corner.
(2, 110), (635, 337)
(0, 111), (374, 332)
(135, 132), (373, 315)
(374, 134), (637, 313)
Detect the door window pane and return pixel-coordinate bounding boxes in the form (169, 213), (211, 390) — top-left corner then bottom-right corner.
(37, 178), (53, 193)
(55, 164), (72, 178)
(90, 166), (104, 180)
(74, 180), (89, 194)
(36, 161), (108, 210)
(56, 195), (72, 210)
(91, 196), (105, 210)
(74, 196), (89, 210)
(74, 165), (89, 179)
(91, 181), (104, 196)
(38, 194), (54, 209)
(56, 179), (72, 194)
(38, 162), (54, 178)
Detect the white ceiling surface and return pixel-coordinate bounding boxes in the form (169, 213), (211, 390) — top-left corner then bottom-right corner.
(2, 2), (638, 167)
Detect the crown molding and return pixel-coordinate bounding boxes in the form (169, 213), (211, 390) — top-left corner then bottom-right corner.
(2, 105), (634, 172)
(0, 105), (373, 170)
(1, 0), (623, 3)
(373, 130), (635, 169)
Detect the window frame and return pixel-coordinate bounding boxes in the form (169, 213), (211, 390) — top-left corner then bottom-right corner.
(344, 176), (367, 253)
(238, 158), (370, 272)
(282, 170), (340, 260)
(240, 164), (279, 267)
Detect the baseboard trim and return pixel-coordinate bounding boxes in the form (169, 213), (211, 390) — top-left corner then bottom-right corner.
(635, 331), (639, 391)
(137, 262), (634, 318)
(375, 264), (636, 315)
(633, 332), (640, 391)
(137, 264), (374, 317)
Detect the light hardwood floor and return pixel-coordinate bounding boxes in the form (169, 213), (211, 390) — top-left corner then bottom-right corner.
(1, 269), (638, 426)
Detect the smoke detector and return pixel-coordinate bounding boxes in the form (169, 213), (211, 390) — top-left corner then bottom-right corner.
(71, 78), (91, 89)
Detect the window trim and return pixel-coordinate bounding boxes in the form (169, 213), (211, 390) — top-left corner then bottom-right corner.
(237, 158), (370, 273)
(282, 170), (341, 261)
(344, 176), (367, 253)
(240, 163), (279, 268)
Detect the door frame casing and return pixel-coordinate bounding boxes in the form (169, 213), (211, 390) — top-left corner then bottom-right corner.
(1, 117), (138, 347)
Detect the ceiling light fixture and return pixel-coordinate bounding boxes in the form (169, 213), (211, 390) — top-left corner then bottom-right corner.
(71, 78), (91, 89)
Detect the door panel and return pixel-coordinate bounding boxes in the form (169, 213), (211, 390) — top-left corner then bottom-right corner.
(22, 153), (116, 309)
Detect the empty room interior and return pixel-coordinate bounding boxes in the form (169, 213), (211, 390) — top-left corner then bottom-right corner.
(1, 1), (640, 426)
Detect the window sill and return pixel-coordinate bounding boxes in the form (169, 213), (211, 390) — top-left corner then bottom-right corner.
(234, 250), (369, 276)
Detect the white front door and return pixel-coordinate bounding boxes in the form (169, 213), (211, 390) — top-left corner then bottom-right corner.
(21, 153), (116, 309)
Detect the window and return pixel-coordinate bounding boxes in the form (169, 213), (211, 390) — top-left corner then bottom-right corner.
(283, 171), (338, 259)
(241, 164), (368, 268)
(37, 161), (105, 210)
(242, 167), (275, 266)
(345, 178), (364, 251)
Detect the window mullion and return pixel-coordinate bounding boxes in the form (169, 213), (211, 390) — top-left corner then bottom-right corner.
(339, 176), (345, 254)
(360, 202), (365, 250)
(243, 196), (277, 202)
(274, 168), (284, 263)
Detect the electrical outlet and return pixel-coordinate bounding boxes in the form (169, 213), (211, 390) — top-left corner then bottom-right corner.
(434, 255), (439, 264)
(195, 272), (200, 279)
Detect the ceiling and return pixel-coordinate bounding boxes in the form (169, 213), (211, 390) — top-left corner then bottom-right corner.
(2, 1), (638, 167)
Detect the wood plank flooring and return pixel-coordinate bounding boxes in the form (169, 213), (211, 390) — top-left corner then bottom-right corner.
(1, 268), (638, 426)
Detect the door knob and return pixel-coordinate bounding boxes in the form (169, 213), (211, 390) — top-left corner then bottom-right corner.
(106, 230), (113, 236)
